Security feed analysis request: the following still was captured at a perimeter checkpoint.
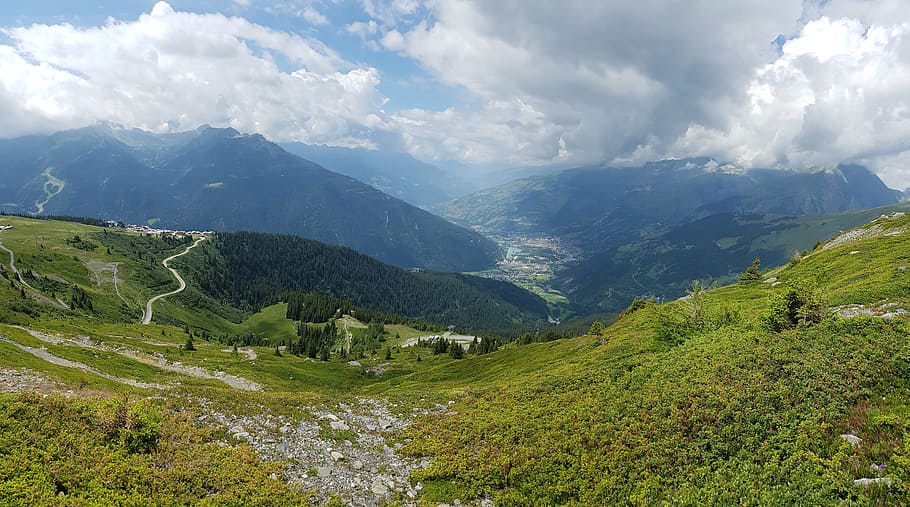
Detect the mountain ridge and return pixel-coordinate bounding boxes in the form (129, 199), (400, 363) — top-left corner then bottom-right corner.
(0, 125), (501, 272)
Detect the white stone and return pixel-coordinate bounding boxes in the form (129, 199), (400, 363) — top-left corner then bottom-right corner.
(329, 420), (350, 431)
(841, 434), (862, 446)
(854, 477), (892, 487)
(317, 466), (332, 478)
(371, 478), (388, 495)
(331, 451), (344, 461)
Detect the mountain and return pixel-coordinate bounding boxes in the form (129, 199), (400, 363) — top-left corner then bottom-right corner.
(0, 124), (500, 272)
(279, 143), (474, 208)
(442, 158), (902, 312)
(394, 210), (910, 504)
(443, 158), (901, 251)
(558, 203), (910, 311)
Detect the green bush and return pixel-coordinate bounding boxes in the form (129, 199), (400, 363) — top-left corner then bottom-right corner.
(764, 282), (827, 332)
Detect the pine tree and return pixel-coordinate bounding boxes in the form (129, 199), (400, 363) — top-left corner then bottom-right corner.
(184, 336), (196, 351)
(449, 342), (464, 359)
(740, 258), (762, 282)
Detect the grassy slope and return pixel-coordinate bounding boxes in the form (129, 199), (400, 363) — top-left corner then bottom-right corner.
(363, 212), (910, 504)
(4, 214), (910, 504)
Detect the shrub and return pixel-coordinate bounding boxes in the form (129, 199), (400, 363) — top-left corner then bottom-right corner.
(739, 258), (762, 282)
(764, 282), (827, 332)
(653, 304), (691, 346)
(624, 297), (655, 316)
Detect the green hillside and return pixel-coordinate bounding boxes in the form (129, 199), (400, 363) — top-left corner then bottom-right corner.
(374, 210), (910, 504)
(1, 212), (910, 504)
(561, 202), (910, 312)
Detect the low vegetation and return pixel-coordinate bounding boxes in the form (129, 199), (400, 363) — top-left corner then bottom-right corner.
(1, 212), (910, 504)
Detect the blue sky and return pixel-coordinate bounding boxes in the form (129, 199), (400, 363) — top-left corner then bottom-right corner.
(3, 1), (910, 188)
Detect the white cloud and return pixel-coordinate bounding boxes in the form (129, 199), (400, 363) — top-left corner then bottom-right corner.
(669, 15), (910, 188)
(363, 0), (910, 187)
(300, 6), (329, 25)
(359, 0), (421, 26)
(0, 1), (385, 146)
(346, 19), (379, 39)
(376, 0), (804, 166)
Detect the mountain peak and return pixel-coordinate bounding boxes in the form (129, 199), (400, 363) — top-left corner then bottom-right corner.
(193, 124), (241, 138)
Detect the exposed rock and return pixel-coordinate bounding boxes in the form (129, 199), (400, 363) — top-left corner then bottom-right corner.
(824, 214), (906, 251)
(347, 360), (362, 367)
(193, 396), (453, 506)
(329, 420), (350, 431)
(0, 367), (63, 393)
(371, 477), (389, 495)
(840, 434), (862, 446)
(832, 302), (907, 319)
(854, 477), (892, 487)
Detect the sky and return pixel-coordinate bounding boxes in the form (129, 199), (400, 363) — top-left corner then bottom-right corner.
(3, 1), (910, 188)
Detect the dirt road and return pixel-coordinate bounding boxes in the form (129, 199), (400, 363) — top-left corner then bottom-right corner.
(141, 237), (205, 324)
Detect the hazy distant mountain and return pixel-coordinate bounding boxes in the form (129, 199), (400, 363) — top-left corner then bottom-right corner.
(443, 158), (901, 252)
(280, 143), (474, 208)
(443, 157), (902, 313)
(0, 124), (501, 272)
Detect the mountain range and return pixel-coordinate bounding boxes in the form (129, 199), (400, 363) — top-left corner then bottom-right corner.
(0, 124), (499, 272)
(443, 157), (903, 312)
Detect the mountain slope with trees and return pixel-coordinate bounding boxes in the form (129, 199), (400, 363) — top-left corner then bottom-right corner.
(0, 124), (500, 272)
(177, 231), (548, 334)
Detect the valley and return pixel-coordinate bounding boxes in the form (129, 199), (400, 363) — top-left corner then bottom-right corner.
(1, 210), (910, 504)
(471, 233), (580, 320)
(7, 3), (910, 505)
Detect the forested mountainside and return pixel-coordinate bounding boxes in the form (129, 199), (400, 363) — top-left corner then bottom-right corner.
(444, 158), (904, 314)
(443, 159), (901, 246)
(559, 202), (910, 312)
(179, 231), (548, 335)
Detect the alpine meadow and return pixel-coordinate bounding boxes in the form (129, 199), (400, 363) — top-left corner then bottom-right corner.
(3, 1), (910, 506)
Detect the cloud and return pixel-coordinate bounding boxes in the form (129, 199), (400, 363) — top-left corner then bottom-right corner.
(376, 0), (804, 165)
(359, 0), (910, 187)
(5, 0), (910, 188)
(346, 20), (379, 39)
(300, 6), (329, 26)
(0, 1), (384, 145)
(669, 15), (910, 188)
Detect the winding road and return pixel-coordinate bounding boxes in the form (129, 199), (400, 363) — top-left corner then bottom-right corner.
(141, 236), (205, 325)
